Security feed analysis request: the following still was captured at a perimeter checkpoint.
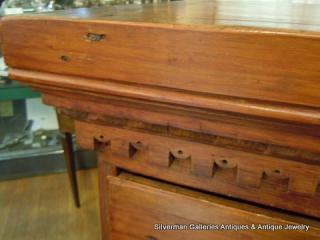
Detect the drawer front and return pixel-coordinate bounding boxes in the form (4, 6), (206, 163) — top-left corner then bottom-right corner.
(76, 122), (320, 218)
(107, 173), (320, 240)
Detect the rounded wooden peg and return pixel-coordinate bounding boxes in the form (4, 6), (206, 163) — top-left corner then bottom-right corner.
(264, 169), (289, 179)
(93, 136), (110, 152)
(214, 156), (237, 169)
(130, 140), (146, 151)
(170, 148), (191, 160)
(128, 140), (148, 158)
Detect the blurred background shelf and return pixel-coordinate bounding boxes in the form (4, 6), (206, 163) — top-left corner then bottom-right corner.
(0, 81), (40, 101)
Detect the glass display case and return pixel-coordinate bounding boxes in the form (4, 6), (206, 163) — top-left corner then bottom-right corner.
(0, 89), (60, 159)
(0, 37), (61, 177)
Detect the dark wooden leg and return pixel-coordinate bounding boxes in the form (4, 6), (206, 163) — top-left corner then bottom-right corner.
(61, 132), (80, 208)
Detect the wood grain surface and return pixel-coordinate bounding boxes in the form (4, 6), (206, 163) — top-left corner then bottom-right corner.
(2, 1), (320, 239)
(10, 69), (320, 126)
(76, 121), (320, 218)
(44, 93), (320, 156)
(0, 170), (100, 240)
(3, 19), (320, 108)
(107, 172), (320, 240)
(3, 0), (320, 110)
(6, 0), (320, 31)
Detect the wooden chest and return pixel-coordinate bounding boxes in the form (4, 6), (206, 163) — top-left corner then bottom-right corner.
(1, 0), (320, 239)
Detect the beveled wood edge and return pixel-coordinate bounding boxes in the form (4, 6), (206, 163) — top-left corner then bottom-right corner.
(3, 15), (320, 38)
(9, 68), (320, 126)
(22, 83), (320, 153)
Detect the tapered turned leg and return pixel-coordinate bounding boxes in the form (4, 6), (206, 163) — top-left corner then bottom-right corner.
(61, 132), (80, 208)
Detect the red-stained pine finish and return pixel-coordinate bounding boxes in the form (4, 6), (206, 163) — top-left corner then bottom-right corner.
(1, 0), (320, 239)
(107, 173), (320, 240)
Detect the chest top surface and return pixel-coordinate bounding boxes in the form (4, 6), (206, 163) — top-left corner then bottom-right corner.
(3, 0), (320, 33)
(2, 0), (320, 128)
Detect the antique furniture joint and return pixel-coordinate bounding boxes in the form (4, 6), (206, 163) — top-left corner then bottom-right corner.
(1, 0), (320, 239)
